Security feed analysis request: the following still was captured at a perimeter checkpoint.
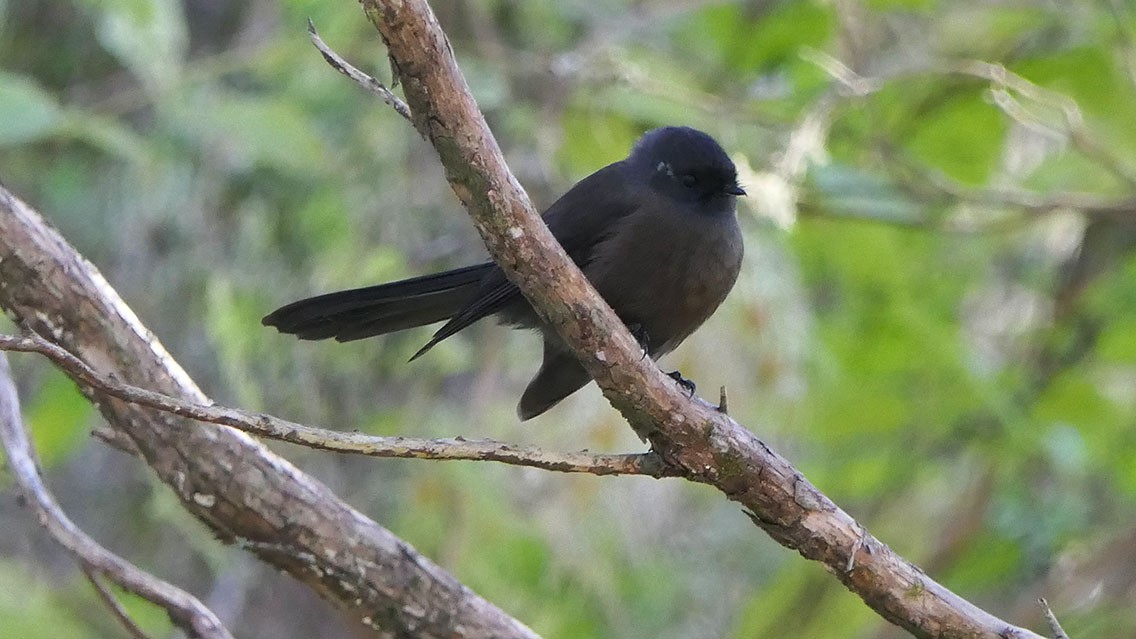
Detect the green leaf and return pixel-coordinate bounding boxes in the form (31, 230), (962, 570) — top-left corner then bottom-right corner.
(1034, 373), (1118, 433)
(61, 112), (152, 164)
(932, 6), (1056, 58)
(1092, 257), (1136, 362)
(0, 73), (63, 146)
(1023, 149), (1131, 195)
(678, 2), (835, 74)
(905, 90), (1006, 185)
(79, 0), (188, 93)
(942, 534), (1024, 591)
(559, 110), (639, 177)
(170, 91), (329, 176)
(1014, 47), (1136, 162)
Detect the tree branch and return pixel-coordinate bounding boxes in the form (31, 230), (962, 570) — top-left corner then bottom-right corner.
(0, 332), (674, 477)
(1038, 599), (1069, 639)
(307, 20), (412, 122)
(0, 185), (539, 638)
(82, 568), (158, 639)
(805, 50), (1136, 218)
(953, 60), (1136, 190)
(360, 1), (1045, 637)
(0, 352), (232, 639)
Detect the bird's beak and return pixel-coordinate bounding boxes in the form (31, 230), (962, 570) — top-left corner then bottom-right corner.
(726, 184), (746, 196)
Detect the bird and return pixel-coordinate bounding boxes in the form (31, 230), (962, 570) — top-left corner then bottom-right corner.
(263, 126), (745, 420)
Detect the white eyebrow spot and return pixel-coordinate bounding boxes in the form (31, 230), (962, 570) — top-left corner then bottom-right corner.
(656, 161), (674, 177)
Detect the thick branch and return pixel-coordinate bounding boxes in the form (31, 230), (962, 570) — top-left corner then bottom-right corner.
(0, 352), (231, 639)
(361, 1), (1044, 637)
(0, 185), (538, 639)
(361, 0), (690, 442)
(0, 332), (672, 477)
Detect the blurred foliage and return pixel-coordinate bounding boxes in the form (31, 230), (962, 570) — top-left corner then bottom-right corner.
(2, 0), (1136, 637)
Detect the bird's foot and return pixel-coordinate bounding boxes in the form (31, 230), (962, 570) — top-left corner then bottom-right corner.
(666, 370), (696, 397)
(628, 323), (650, 360)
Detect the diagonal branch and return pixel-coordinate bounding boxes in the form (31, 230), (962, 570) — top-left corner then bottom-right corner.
(0, 352), (232, 639)
(953, 60), (1136, 190)
(307, 20), (412, 122)
(1038, 599), (1069, 639)
(360, 1), (1046, 637)
(82, 568), (159, 639)
(0, 184), (539, 638)
(0, 331), (673, 477)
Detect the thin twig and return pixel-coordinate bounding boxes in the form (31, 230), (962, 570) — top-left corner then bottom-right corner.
(0, 332), (675, 477)
(951, 60), (1136, 190)
(0, 353), (232, 639)
(799, 48), (884, 97)
(2, 119), (537, 639)
(307, 19), (412, 122)
(805, 51), (1136, 193)
(82, 567), (154, 639)
(359, 3), (1047, 635)
(807, 141), (1136, 232)
(1037, 598), (1069, 639)
(893, 155), (1136, 221)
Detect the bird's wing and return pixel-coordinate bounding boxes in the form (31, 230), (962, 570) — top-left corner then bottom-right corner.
(412, 161), (640, 357)
(542, 161), (638, 264)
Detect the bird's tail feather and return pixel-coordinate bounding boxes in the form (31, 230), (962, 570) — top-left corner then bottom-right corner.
(262, 263), (493, 344)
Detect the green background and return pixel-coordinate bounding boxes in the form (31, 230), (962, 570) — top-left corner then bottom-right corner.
(3, 0), (1136, 637)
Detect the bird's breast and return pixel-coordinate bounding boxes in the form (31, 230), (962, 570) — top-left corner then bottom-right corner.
(584, 204), (743, 357)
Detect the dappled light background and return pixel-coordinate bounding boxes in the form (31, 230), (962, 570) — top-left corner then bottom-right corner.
(2, 0), (1136, 637)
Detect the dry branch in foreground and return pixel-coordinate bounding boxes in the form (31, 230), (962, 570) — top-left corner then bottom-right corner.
(0, 332), (672, 477)
(0, 352), (232, 639)
(0, 185), (538, 638)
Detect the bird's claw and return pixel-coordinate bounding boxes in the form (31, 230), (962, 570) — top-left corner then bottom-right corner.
(666, 370), (696, 397)
(629, 323), (650, 360)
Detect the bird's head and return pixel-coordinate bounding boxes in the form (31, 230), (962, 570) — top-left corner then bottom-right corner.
(629, 126), (745, 213)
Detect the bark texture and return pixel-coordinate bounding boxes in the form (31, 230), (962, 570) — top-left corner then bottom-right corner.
(362, 1), (1044, 637)
(0, 186), (538, 638)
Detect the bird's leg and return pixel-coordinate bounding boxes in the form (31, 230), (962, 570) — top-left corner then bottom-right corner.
(627, 323), (650, 360)
(666, 370), (696, 397)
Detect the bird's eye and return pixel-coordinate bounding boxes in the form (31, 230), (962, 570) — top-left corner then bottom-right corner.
(680, 174), (698, 188)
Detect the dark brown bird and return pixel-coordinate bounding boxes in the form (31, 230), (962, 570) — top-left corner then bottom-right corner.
(263, 126), (745, 419)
